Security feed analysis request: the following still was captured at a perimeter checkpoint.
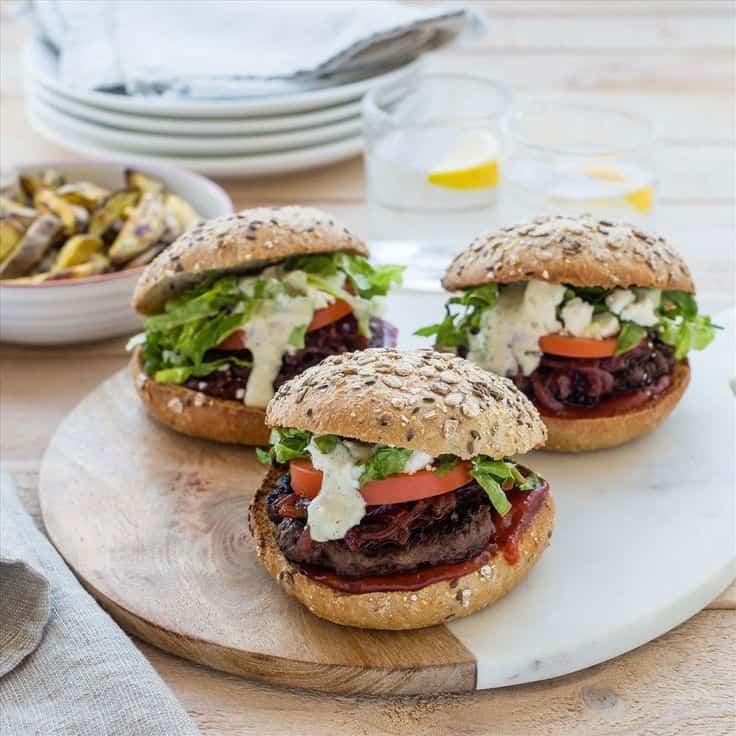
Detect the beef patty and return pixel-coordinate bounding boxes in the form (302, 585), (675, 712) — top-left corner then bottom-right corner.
(266, 474), (497, 578)
(184, 314), (397, 401)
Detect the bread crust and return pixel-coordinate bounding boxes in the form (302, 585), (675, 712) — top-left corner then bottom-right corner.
(542, 361), (690, 452)
(133, 206), (368, 314)
(249, 465), (555, 630)
(130, 347), (269, 446)
(442, 214), (695, 293)
(266, 348), (547, 460)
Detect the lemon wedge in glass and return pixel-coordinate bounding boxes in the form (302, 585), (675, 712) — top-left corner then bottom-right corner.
(427, 131), (500, 190)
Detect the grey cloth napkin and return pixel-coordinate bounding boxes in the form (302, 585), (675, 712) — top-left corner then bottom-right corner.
(30, 0), (485, 98)
(0, 470), (199, 736)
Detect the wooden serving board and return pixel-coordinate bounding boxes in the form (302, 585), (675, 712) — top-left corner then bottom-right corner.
(39, 300), (736, 695)
(39, 370), (477, 695)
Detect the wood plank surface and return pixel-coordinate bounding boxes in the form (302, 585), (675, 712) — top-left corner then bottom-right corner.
(2, 0), (734, 733)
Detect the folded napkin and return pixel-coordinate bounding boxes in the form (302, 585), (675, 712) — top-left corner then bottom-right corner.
(0, 470), (198, 736)
(30, 0), (485, 98)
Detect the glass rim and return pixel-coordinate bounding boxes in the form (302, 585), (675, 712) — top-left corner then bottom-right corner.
(506, 100), (657, 156)
(362, 72), (512, 130)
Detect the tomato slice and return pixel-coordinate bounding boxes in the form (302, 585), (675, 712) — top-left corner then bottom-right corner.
(216, 299), (353, 351)
(539, 334), (618, 358)
(289, 458), (472, 506)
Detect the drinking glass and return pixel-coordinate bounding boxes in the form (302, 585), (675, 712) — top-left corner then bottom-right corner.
(503, 100), (657, 227)
(363, 73), (511, 249)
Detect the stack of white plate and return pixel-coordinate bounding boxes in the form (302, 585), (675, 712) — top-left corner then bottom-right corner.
(23, 37), (419, 177)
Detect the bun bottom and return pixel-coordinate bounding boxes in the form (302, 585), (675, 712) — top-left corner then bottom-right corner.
(541, 361), (690, 453)
(249, 466), (555, 630)
(130, 347), (269, 446)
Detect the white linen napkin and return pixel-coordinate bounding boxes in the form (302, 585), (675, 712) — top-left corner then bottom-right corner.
(30, 0), (485, 99)
(0, 469), (198, 736)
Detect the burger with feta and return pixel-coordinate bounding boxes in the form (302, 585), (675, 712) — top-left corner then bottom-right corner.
(129, 206), (403, 445)
(417, 214), (718, 451)
(249, 347), (554, 630)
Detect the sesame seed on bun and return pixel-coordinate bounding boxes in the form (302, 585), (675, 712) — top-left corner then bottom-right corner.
(266, 347), (547, 459)
(442, 214), (694, 293)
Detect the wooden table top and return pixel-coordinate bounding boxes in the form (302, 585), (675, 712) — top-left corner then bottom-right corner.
(1, 2), (734, 733)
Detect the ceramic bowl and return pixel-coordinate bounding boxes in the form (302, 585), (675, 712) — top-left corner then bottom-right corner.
(0, 161), (232, 345)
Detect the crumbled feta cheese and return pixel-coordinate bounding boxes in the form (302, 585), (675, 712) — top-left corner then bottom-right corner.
(619, 288), (661, 327)
(587, 313), (620, 338)
(561, 297), (594, 337)
(403, 451), (434, 475)
(605, 288), (636, 315)
(468, 280), (566, 377)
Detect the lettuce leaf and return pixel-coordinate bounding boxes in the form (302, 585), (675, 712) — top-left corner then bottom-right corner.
(415, 283), (498, 349)
(470, 456), (540, 516)
(359, 447), (413, 485)
(261, 427), (313, 464)
(658, 291), (719, 359)
(615, 322), (646, 355)
(136, 252), (402, 385)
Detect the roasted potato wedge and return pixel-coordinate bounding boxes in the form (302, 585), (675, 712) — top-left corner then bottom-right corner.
(165, 193), (200, 231)
(55, 234), (103, 269)
(108, 192), (167, 265)
(125, 169), (164, 195)
(56, 181), (110, 210)
(46, 252), (108, 281)
(0, 197), (38, 226)
(0, 214), (62, 279)
(34, 189), (87, 236)
(0, 217), (26, 262)
(88, 189), (140, 238)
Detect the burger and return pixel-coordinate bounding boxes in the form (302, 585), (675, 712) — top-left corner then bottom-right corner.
(249, 347), (554, 630)
(129, 206), (403, 445)
(417, 214), (718, 452)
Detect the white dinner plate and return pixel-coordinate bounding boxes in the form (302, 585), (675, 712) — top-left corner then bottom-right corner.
(32, 82), (365, 135)
(29, 94), (362, 156)
(25, 37), (420, 118)
(27, 103), (363, 177)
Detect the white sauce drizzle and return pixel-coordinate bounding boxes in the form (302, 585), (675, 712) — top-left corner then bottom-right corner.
(306, 441), (365, 543)
(241, 271), (336, 408)
(305, 443), (437, 542)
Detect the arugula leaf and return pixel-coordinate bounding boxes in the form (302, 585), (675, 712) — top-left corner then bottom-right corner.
(434, 454), (460, 477)
(470, 456), (540, 516)
(313, 434), (339, 454)
(359, 447), (413, 486)
(615, 322), (646, 355)
(255, 447), (271, 465)
(415, 283), (498, 349)
(286, 252), (404, 299)
(266, 427), (313, 464)
(657, 291), (719, 359)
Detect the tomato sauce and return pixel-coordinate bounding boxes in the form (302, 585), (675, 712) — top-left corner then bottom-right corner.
(299, 483), (549, 593)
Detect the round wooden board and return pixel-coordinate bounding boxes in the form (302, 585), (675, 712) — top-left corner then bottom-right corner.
(39, 369), (476, 695)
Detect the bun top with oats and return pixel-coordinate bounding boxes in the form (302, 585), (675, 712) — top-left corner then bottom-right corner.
(252, 347), (553, 629)
(129, 206), (403, 411)
(417, 215), (717, 449)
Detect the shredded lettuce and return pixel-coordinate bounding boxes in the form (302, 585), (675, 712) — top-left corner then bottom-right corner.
(133, 253), (403, 384)
(259, 429), (541, 513)
(358, 447), (413, 485)
(417, 282), (718, 358)
(414, 283), (498, 349)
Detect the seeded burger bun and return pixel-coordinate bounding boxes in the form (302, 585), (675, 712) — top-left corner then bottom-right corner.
(442, 214), (694, 453)
(250, 348), (554, 630)
(131, 206), (367, 446)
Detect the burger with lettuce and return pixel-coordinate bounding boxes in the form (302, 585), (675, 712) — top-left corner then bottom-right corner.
(250, 347), (554, 630)
(129, 206), (403, 445)
(416, 214), (718, 452)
